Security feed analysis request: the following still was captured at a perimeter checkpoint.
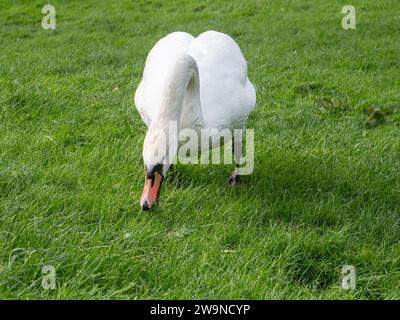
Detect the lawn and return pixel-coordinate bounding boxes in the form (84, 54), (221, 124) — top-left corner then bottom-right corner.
(0, 0), (399, 299)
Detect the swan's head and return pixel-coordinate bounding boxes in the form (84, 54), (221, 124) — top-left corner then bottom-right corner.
(140, 126), (177, 210)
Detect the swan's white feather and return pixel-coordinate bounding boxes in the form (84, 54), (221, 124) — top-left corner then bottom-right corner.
(135, 30), (256, 129)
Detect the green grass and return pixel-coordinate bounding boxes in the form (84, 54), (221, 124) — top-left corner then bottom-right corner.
(1, 0), (400, 299)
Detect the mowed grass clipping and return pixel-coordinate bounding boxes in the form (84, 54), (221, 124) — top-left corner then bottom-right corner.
(0, 0), (399, 299)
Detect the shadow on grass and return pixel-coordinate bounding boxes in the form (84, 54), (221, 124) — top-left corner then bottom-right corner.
(162, 149), (396, 230)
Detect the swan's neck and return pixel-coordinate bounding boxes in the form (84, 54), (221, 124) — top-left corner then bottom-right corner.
(152, 53), (204, 132)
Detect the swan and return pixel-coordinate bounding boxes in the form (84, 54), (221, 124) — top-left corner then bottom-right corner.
(135, 30), (256, 210)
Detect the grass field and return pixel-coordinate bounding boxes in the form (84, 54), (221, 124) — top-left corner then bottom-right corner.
(1, 0), (400, 299)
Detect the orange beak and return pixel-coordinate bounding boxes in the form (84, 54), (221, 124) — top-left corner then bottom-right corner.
(140, 172), (163, 210)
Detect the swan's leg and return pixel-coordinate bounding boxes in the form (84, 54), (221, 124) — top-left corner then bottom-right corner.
(229, 136), (242, 186)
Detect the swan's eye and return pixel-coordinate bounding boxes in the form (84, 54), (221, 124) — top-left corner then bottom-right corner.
(145, 163), (164, 178)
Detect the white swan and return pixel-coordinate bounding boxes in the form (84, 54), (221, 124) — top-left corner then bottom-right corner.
(135, 30), (256, 210)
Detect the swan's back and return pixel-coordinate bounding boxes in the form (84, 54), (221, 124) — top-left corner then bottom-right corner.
(189, 31), (256, 129)
(135, 31), (256, 129)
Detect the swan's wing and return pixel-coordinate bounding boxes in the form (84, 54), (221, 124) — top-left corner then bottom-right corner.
(189, 31), (256, 129)
(134, 32), (194, 126)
